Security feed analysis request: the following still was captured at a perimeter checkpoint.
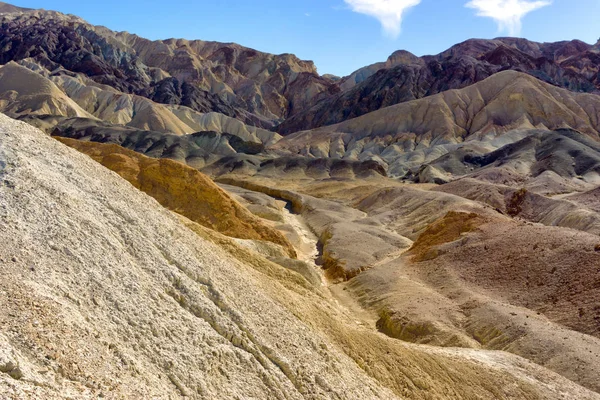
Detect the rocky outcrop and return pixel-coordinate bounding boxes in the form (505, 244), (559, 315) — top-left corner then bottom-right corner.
(138, 77), (242, 119)
(338, 49), (425, 91)
(422, 129), (600, 185)
(0, 5), (337, 127)
(205, 155), (387, 180)
(44, 117), (269, 170)
(121, 37), (337, 123)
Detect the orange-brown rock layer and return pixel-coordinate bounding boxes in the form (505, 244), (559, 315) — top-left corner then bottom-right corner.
(56, 138), (296, 258)
(409, 212), (485, 262)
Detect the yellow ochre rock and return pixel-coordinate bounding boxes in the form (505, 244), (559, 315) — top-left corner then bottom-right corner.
(56, 137), (296, 258)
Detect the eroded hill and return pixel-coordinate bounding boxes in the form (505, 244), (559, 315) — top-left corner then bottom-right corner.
(0, 4), (337, 127)
(4, 108), (597, 399)
(1, 2), (600, 398)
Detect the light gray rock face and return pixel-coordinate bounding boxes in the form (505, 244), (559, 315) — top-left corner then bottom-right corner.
(0, 113), (397, 399)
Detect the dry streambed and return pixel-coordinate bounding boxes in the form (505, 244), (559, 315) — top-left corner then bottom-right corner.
(217, 176), (600, 396)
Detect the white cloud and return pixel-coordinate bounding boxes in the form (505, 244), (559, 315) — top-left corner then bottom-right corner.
(466, 0), (551, 36)
(344, 0), (421, 38)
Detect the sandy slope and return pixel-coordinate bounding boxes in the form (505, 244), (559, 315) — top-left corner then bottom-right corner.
(2, 115), (599, 399)
(0, 62), (95, 119)
(212, 174), (600, 395)
(0, 61), (281, 144)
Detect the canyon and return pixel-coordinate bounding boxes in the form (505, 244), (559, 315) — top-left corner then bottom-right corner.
(1, 2), (600, 399)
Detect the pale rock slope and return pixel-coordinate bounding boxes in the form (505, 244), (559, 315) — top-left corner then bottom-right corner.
(51, 68), (280, 144)
(274, 71), (600, 177)
(0, 61), (281, 145)
(1, 115), (598, 399)
(0, 62), (94, 119)
(0, 113), (391, 398)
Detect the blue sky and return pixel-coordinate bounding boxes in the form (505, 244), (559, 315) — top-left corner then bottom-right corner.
(9, 0), (600, 76)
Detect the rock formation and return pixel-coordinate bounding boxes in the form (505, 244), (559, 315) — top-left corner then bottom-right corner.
(4, 109), (597, 399)
(4, 4), (598, 136)
(0, 4), (337, 127)
(0, 61), (282, 143)
(273, 71), (600, 178)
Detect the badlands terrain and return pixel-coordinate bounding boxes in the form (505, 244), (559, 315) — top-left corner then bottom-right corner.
(1, 2), (600, 399)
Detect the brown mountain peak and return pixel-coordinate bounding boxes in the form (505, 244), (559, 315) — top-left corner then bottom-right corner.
(0, 2), (32, 13)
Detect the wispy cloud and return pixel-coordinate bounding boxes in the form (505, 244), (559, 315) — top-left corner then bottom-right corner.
(344, 0), (421, 38)
(466, 0), (551, 36)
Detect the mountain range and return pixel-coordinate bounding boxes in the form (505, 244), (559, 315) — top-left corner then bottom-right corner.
(278, 37), (600, 133)
(1, 2), (598, 134)
(2, 2), (600, 399)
